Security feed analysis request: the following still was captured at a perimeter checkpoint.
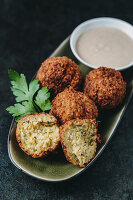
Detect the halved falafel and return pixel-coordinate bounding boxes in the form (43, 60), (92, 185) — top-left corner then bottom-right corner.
(36, 56), (82, 97)
(16, 113), (60, 158)
(60, 119), (97, 167)
(84, 67), (126, 109)
(50, 87), (98, 124)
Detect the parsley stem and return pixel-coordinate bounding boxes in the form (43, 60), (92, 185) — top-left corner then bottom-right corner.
(33, 101), (42, 113)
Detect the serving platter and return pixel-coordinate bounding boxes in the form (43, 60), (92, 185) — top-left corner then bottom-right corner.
(8, 37), (133, 182)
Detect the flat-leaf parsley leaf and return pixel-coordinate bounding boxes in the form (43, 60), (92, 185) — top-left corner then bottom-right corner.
(35, 87), (51, 111)
(6, 70), (51, 122)
(8, 70), (39, 102)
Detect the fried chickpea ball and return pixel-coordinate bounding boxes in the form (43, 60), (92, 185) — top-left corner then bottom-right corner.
(50, 87), (98, 124)
(84, 67), (126, 109)
(16, 113), (60, 158)
(36, 56), (82, 96)
(60, 119), (97, 167)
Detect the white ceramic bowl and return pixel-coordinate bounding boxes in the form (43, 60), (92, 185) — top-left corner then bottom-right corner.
(70, 17), (133, 70)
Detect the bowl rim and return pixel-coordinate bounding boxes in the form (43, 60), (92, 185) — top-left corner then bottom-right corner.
(70, 17), (133, 71)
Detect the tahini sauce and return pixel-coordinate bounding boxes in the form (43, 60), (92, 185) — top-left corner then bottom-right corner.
(76, 27), (133, 68)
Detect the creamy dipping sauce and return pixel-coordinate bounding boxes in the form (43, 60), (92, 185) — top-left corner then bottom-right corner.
(76, 27), (133, 68)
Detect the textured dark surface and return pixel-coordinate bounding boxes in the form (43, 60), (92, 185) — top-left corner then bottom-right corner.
(0, 0), (133, 199)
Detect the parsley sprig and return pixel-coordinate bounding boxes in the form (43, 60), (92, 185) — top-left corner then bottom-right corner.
(6, 70), (51, 122)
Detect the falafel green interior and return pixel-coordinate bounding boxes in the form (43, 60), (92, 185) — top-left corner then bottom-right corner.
(17, 114), (59, 156)
(63, 122), (97, 167)
(62, 121), (97, 167)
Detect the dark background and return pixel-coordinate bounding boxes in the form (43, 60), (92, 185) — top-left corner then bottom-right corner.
(0, 0), (133, 199)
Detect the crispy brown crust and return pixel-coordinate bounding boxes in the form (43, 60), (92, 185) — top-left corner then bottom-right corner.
(36, 56), (82, 97)
(60, 119), (97, 167)
(84, 67), (126, 109)
(16, 112), (60, 158)
(50, 87), (98, 125)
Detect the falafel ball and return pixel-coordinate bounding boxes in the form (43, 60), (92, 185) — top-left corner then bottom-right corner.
(36, 56), (82, 96)
(60, 119), (97, 167)
(84, 67), (126, 109)
(50, 87), (98, 124)
(16, 113), (60, 158)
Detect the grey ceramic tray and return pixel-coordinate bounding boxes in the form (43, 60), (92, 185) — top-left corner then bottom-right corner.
(8, 37), (133, 182)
